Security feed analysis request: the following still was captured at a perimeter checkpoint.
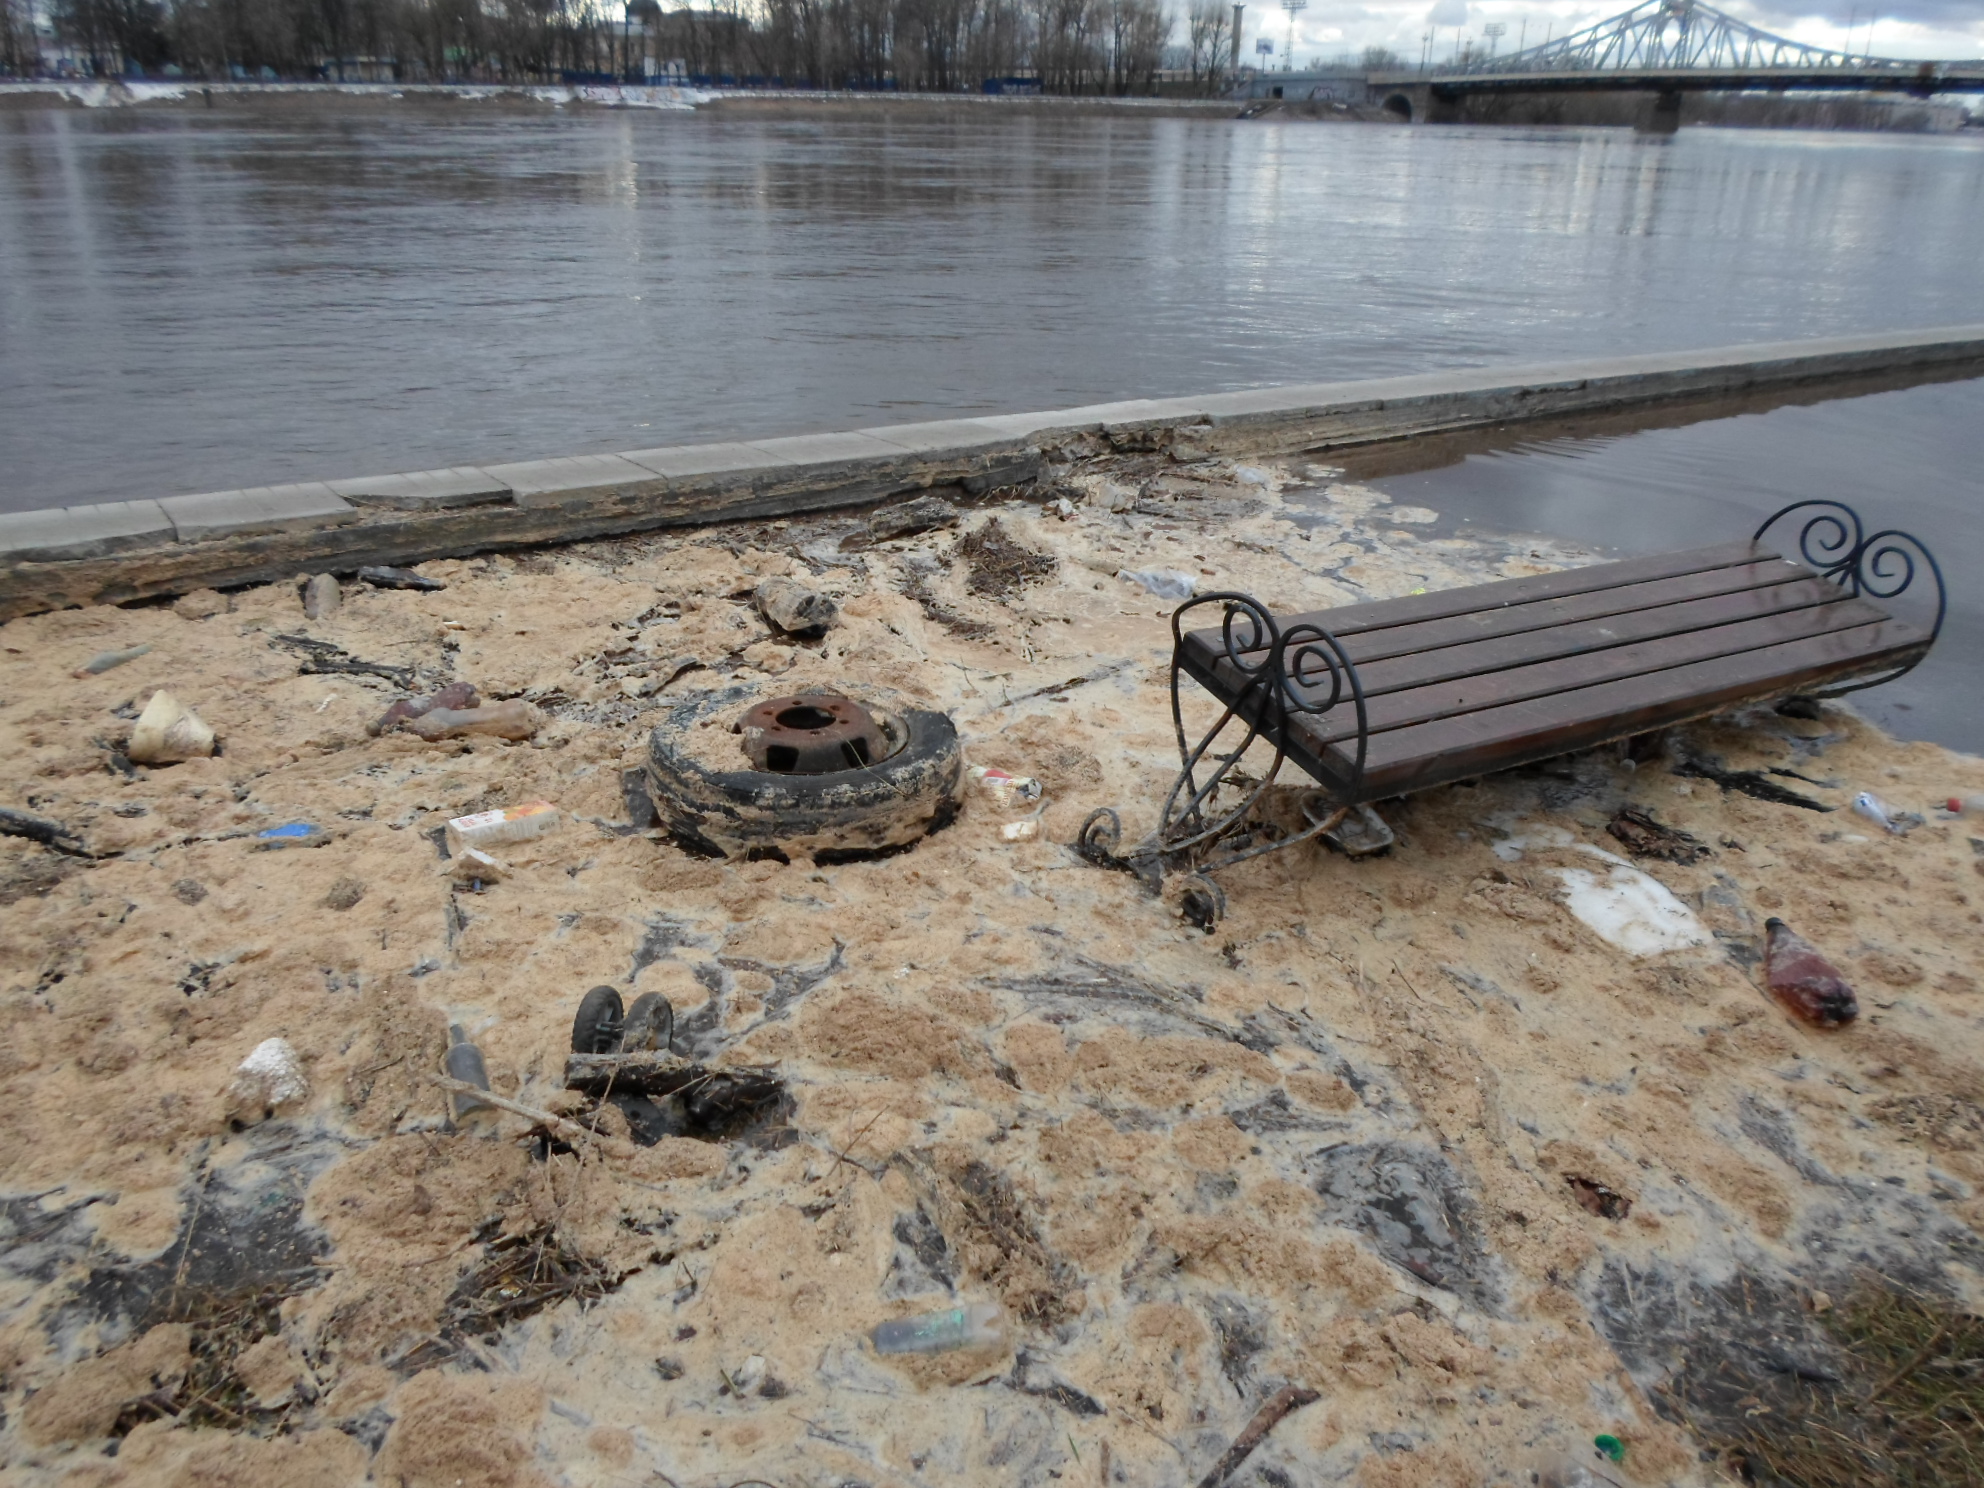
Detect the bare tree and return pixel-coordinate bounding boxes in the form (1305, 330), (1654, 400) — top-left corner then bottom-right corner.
(1360, 43), (1400, 69)
(1, 0), (42, 72)
(1185, 0), (1227, 94)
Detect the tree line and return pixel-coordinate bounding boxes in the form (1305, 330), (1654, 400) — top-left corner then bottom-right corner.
(3, 0), (1256, 94)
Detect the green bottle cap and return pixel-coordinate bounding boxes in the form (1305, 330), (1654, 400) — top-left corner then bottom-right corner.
(1594, 1433), (1625, 1463)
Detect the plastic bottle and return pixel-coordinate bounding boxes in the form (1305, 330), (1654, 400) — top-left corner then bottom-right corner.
(445, 1025), (493, 1123)
(1946, 794), (1984, 816)
(1851, 791), (1921, 836)
(1763, 918), (1858, 1027)
(870, 1303), (1003, 1355)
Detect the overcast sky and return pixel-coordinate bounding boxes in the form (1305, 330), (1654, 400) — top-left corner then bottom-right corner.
(1245, 0), (1984, 65)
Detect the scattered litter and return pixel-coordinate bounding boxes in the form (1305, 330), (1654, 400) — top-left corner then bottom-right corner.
(968, 765), (1043, 812)
(404, 699), (541, 742)
(1320, 802), (1396, 858)
(865, 494), (958, 544)
(445, 801), (560, 854)
(127, 689), (215, 764)
(302, 573), (342, 620)
(1606, 806), (1710, 864)
(253, 822), (329, 850)
(355, 565), (446, 591)
(1116, 567), (1196, 601)
(999, 816), (1042, 843)
(755, 575), (840, 636)
(447, 848), (510, 887)
(1594, 1434), (1626, 1464)
(1233, 465), (1270, 487)
(444, 1025), (493, 1123)
(1548, 855), (1712, 956)
(1049, 496), (1076, 520)
(1567, 1176), (1631, 1220)
(1945, 794), (1984, 815)
(871, 1303), (1003, 1355)
(1763, 917), (1858, 1028)
(1852, 790), (1922, 836)
(72, 643), (151, 677)
(728, 1355), (767, 1393)
(227, 1037), (310, 1121)
(369, 681), (480, 737)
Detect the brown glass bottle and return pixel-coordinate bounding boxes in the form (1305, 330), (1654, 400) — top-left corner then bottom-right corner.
(1763, 918), (1858, 1028)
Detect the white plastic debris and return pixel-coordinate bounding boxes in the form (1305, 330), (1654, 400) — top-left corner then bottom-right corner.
(1549, 861), (1713, 957)
(968, 765), (1043, 812)
(228, 1037), (310, 1118)
(1117, 568), (1197, 601)
(1852, 790), (1921, 836)
(1491, 819), (1711, 957)
(444, 801), (560, 854)
(447, 848), (510, 885)
(127, 689), (215, 764)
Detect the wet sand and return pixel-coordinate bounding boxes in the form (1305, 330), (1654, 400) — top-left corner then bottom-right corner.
(2, 445), (1981, 1487)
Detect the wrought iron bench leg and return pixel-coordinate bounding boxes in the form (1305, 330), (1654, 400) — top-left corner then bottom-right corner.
(1071, 592), (1371, 927)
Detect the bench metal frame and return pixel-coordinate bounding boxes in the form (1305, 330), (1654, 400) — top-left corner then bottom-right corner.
(1075, 500), (1943, 910)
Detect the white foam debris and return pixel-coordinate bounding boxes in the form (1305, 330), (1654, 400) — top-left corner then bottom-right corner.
(1548, 861), (1713, 956)
(1489, 818), (1712, 956)
(228, 1037), (311, 1114)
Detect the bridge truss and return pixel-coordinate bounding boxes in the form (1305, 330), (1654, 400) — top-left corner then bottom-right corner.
(1442, 0), (1923, 77)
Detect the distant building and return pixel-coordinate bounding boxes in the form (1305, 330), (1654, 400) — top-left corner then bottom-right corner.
(1236, 66), (1368, 102)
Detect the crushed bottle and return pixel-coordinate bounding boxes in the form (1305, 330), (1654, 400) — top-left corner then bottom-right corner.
(870, 1302), (1003, 1356)
(1763, 918), (1858, 1028)
(1852, 791), (1921, 836)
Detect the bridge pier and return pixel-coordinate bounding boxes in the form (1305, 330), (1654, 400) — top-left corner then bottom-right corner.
(1374, 83), (1464, 124)
(1639, 88), (1684, 133)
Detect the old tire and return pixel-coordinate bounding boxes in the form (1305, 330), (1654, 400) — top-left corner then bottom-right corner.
(645, 682), (962, 861)
(572, 985), (624, 1055)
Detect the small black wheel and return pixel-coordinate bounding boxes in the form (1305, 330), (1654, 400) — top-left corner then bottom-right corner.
(620, 992), (675, 1054)
(572, 985), (625, 1055)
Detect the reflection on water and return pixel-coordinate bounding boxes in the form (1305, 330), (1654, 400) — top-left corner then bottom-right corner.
(2, 103), (1982, 510)
(1347, 377), (1984, 753)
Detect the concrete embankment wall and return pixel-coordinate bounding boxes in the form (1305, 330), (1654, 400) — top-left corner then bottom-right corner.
(3, 325), (1981, 622)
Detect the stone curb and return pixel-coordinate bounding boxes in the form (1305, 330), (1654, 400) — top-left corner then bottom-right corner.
(3, 324), (1980, 621)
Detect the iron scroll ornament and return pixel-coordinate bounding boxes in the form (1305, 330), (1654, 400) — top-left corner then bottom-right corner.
(1750, 499), (1946, 697)
(1075, 592), (1370, 891)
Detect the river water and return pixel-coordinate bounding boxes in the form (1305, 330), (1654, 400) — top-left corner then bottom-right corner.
(2, 100), (1980, 745)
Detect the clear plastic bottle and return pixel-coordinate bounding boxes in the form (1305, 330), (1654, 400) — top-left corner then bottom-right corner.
(445, 1025), (494, 1123)
(1764, 918), (1858, 1027)
(871, 1303), (1003, 1355)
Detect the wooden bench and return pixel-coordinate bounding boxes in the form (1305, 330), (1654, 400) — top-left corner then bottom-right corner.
(1078, 501), (1944, 907)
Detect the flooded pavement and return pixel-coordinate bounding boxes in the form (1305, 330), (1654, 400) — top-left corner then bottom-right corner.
(1338, 374), (1984, 752)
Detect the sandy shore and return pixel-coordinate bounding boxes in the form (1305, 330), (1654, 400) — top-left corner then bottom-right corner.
(2, 443), (1980, 1488)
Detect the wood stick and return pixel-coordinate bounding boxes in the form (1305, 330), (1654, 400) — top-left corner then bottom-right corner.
(1193, 1385), (1320, 1488)
(430, 1075), (641, 1162)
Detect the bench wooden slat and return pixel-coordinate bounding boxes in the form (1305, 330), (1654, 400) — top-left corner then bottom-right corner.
(1192, 538), (1769, 648)
(1296, 619), (1927, 797)
(1296, 596), (1897, 746)
(1340, 577), (1860, 700)
(1328, 559), (1818, 665)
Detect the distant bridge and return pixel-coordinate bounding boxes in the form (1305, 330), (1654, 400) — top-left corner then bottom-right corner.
(1367, 0), (1984, 130)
